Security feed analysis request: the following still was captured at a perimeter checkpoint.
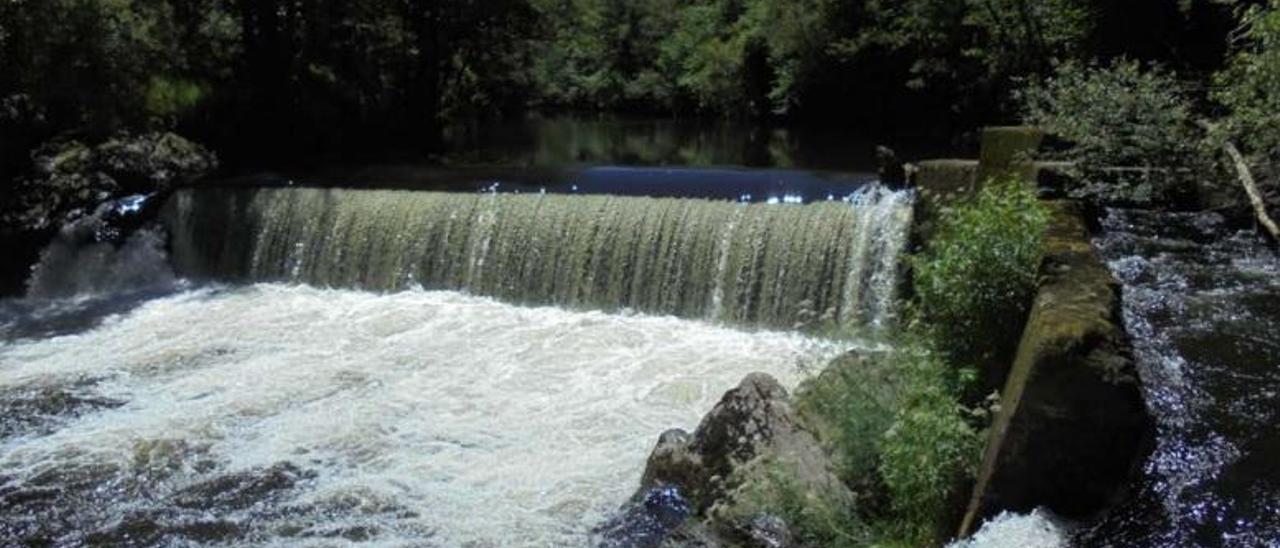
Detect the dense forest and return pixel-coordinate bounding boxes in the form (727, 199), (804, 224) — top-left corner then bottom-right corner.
(0, 1), (1255, 164)
(2, 0), (1279, 228)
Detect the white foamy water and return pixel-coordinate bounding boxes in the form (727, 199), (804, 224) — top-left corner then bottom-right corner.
(0, 284), (846, 546)
(950, 510), (1068, 548)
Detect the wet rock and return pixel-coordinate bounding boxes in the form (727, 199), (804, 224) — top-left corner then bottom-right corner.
(0, 381), (124, 441)
(644, 374), (818, 505)
(95, 132), (218, 195)
(597, 486), (694, 548)
(604, 373), (853, 548)
(84, 511), (245, 547)
(0, 132), (213, 295)
(0, 456), (355, 547)
(173, 462), (316, 511)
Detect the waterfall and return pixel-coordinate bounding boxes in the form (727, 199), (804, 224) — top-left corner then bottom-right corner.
(162, 186), (913, 331)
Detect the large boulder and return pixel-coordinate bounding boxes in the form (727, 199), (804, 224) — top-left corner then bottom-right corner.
(94, 132), (218, 195)
(598, 373), (854, 548)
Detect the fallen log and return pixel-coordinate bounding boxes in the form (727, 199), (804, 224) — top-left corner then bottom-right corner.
(1199, 121), (1279, 244)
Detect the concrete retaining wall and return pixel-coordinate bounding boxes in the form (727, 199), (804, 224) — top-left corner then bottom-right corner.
(958, 202), (1151, 536)
(906, 127), (1152, 539)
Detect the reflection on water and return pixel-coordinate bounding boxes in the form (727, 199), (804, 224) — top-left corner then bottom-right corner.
(441, 115), (895, 171)
(0, 285), (845, 546)
(1082, 210), (1280, 547)
(274, 115), (949, 203)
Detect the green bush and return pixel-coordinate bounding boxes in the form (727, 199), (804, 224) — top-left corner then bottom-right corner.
(913, 178), (1047, 368)
(793, 345), (984, 547)
(795, 352), (903, 479)
(876, 344), (981, 545)
(1018, 59), (1211, 205)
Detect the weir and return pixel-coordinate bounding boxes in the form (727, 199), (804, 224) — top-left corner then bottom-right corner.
(161, 186), (913, 331)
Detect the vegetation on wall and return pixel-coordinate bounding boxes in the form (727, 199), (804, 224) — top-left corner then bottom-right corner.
(913, 178), (1048, 368)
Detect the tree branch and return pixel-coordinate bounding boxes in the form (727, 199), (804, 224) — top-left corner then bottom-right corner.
(1201, 120), (1280, 244)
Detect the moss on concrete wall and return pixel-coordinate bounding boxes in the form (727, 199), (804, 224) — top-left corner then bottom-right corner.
(977, 126), (1045, 184)
(959, 201), (1151, 537)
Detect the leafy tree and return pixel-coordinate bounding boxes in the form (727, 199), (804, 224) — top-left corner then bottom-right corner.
(662, 1), (755, 114)
(1214, 0), (1280, 191)
(839, 0), (1091, 119)
(0, 0), (203, 137)
(530, 0), (682, 111)
(1020, 59), (1212, 205)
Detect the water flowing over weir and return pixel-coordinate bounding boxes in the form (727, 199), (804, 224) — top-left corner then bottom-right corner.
(0, 184), (916, 546)
(161, 186), (914, 330)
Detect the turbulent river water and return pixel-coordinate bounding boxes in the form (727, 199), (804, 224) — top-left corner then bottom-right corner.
(0, 284), (845, 546)
(1080, 209), (1280, 547)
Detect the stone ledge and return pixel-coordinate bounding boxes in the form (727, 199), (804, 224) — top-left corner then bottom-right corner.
(959, 201), (1152, 537)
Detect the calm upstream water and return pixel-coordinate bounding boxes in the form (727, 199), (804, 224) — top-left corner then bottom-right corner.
(267, 115), (944, 204)
(1081, 209), (1280, 547)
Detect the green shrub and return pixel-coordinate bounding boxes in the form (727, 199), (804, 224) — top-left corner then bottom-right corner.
(1018, 59), (1211, 205)
(876, 344), (981, 545)
(742, 464), (870, 548)
(793, 345), (984, 547)
(913, 178), (1047, 368)
(795, 352), (903, 479)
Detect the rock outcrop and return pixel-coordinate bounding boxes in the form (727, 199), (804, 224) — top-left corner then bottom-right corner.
(0, 132), (215, 296)
(3, 132), (216, 233)
(598, 373), (853, 548)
